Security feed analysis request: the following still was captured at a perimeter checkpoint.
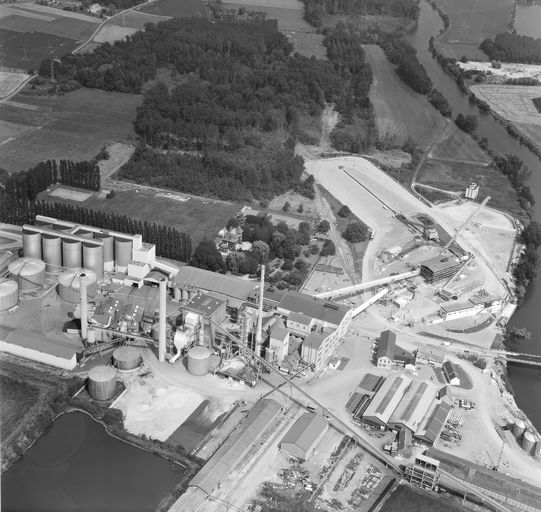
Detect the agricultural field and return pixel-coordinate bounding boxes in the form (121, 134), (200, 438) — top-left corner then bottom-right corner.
(417, 159), (522, 216)
(137, 0), (206, 17)
(429, 121), (491, 163)
(0, 2), (98, 70)
(0, 88), (140, 172)
(433, 0), (514, 60)
(40, 186), (241, 246)
(0, 70), (29, 99)
(364, 45), (445, 148)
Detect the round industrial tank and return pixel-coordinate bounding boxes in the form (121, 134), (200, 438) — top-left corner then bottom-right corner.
(512, 418), (527, 438)
(187, 346), (211, 376)
(0, 280), (18, 311)
(58, 270), (97, 303)
(522, 431), (536, 454)
(114, 237), (132, 269)
(95, 233), (114, 267)
(8, 258), (46, 291)
(534, 439), (541, 460)
(22, 229), (42, 260)
(62, 239), (82, 269)
(113, 346), (142, 371)
(42, 234), (62, 271)
(83, 242), (104, 280)
(87, 365), (117, 401)
(87, 327), (96, 344)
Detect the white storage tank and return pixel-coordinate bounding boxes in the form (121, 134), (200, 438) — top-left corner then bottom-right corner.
(8, 258), (46, 291)
(115, 237), (132, 271)
(83, 242), (104, 280)
(512, 418), (527, 438)
(522, 431), (536, 454)
(113, 346), (142, 370)
(22, 229), (42, 260)
(62, 239), (82, 269)
(58, 270), (97, 303)
(42, 233), (62, 271)
(187, 346), (211, 376)
(534, 438), (541, 460)
(87, 365), (117, 401)
(95, 232), (114, 271)
(0, 280), (19, 311)
(151, 322), (171, 341)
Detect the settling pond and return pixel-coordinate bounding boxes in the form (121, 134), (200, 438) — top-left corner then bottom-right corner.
(1, 412), (184, 512)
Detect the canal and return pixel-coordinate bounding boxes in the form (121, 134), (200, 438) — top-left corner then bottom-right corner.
(1, 412), (183, 512)
(408, 0), (541, 432)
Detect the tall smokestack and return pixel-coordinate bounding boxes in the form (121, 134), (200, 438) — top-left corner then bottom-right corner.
(255, 265), (265, 357)
(159, 279), (167, 362)
(80, 273), (88, 341)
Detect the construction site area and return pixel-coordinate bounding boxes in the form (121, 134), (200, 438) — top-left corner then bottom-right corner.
(1, 152), (541, 512)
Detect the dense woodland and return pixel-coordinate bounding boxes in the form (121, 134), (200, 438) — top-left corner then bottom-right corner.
(480, 33), (541, 64)
(302, 0), (419, 27)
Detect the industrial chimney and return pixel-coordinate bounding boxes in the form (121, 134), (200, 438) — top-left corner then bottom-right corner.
(159, 279), (167, 362)
(255, 265), (265, 358)
(80, 273), (88, 341)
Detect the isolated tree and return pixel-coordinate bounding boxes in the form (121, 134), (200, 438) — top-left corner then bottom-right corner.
(317, 220), (330, 233)
(338, 205), (351, 218)
(455, 113), (478, 133)
(320, 239), (336, 256)
(297, 203), (304, 213)
(251, 240), (270, 264)
(190, 241), (225, 272)
(282, 201), (291, 212)
(342, 222), (368, 243)
(281, 259), (294, 270)
(226, 218), (240, 230)
(239, 254), (258, 274)
(298, 221), (311, 245)
(226, 251), (246, 273)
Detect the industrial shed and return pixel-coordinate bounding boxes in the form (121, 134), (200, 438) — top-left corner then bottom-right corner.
(0, 328), (79, 370)
(362, 375), (411, 426)
(414, 401), (452, 444)
(389, 381), (437, 432)
(190, 399), (281, 495)
(442, 360), (461, 386)
(279, 413), (328, 460)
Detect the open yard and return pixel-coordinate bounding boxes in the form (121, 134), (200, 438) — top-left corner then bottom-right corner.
(433, 0), (514, 60)
(40, 186), (241, 246)
(0, 88), (140, 172)
(429, 121), (490, 163)
(0, 3), (98, 70)
(364, 45), (445, 148)
(417, 159), (522, 216)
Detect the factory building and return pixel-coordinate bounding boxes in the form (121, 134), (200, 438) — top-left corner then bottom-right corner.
(439, 301), (484, 321)
(286, 312), (315, 337)
(268, 323), (290, 363)
(362, 374), (412, 426)
(301, 331), (332, 370)
(442, 360), (461, 386)
(420, 256), (461, 283)
(376, 330), (412, 369)
(414, 401), (452, 444)
(468, 294), (503, 313)
(279, 413), (328, 460)
(389, 381), (438, 433)
(0, 326), (78, 370)
(405, 454), (441, 491)
(415, 346), (446, 367)
(248, 286), (285, 311)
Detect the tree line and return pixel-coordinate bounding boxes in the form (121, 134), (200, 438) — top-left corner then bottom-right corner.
(4, 160), (100, 202)
(302, 0), (419, 27)
(0, 193), (192, 262)
(480, 33), (541, 64)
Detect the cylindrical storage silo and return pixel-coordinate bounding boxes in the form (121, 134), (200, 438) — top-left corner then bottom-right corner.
(534, 439), (541, 460)
(58, 270), (97, 303)
(22, 229), (42, 260)
(83, 242), (104, 281)
(62, 239), (82, 269)
(95, 233), (114, 271)
(113, 346), (142, 370)
(8, 258), (46, 291)
(187, 346), (211, 376)
(42, 234), (62, 271)
(87, 327), (96, 344)
(0, 280), (19, 311)
(87, 365), (117, 400)
(174, 287), (181, 301)
(522, 431), (536, 454)
(114, 237), (132, 271)
(513, 418), (527, 438)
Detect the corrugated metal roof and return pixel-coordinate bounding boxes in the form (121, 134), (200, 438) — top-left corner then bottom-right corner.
(442, 360), (457, 381)
(190, 399), (281, 495)
(280, 413), (328, 453)
(173, 266), (257, 303)
(415, 401), (451, 443)
(4, 329), (79, 360)
(363, 375), (411, 424)
(359, 373), (383, 393)
(278, 291), (349, 326)
(390, 381), (436, 431)
(377, 330), (396, 360)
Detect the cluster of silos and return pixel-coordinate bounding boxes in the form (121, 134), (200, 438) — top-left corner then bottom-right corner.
(87, 365), (117, 401)
(173, 287), (196, 302)
(511, 418), (541, 457)
(58, 270), (97, 303)
(8, 258), (46, 291)
(187, 346), (211, 375)
(113, 346), (142, 371)
(0, 280), (19, 311)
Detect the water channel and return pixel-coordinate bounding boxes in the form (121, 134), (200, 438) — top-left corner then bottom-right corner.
(1, 412), (183, 512)
(408, 1), (541, 432)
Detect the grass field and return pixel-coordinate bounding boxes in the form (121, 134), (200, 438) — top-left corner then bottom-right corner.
(429, 121), (491, 163)
(364, 44), (445, 148)
(433, 0), (514, 60)
(41, 187), (241, 246)
(137, 0), (206, 17)
(417, 158), (522, 215)
(112, 9), (171, 28)
(0, 88), (140, 172)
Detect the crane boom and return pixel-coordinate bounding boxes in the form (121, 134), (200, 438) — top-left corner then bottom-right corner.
(440, 196), (490, 254)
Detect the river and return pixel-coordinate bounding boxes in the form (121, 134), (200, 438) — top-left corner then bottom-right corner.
(407, 1), (541, 432)
(1, 412), (183, 512)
